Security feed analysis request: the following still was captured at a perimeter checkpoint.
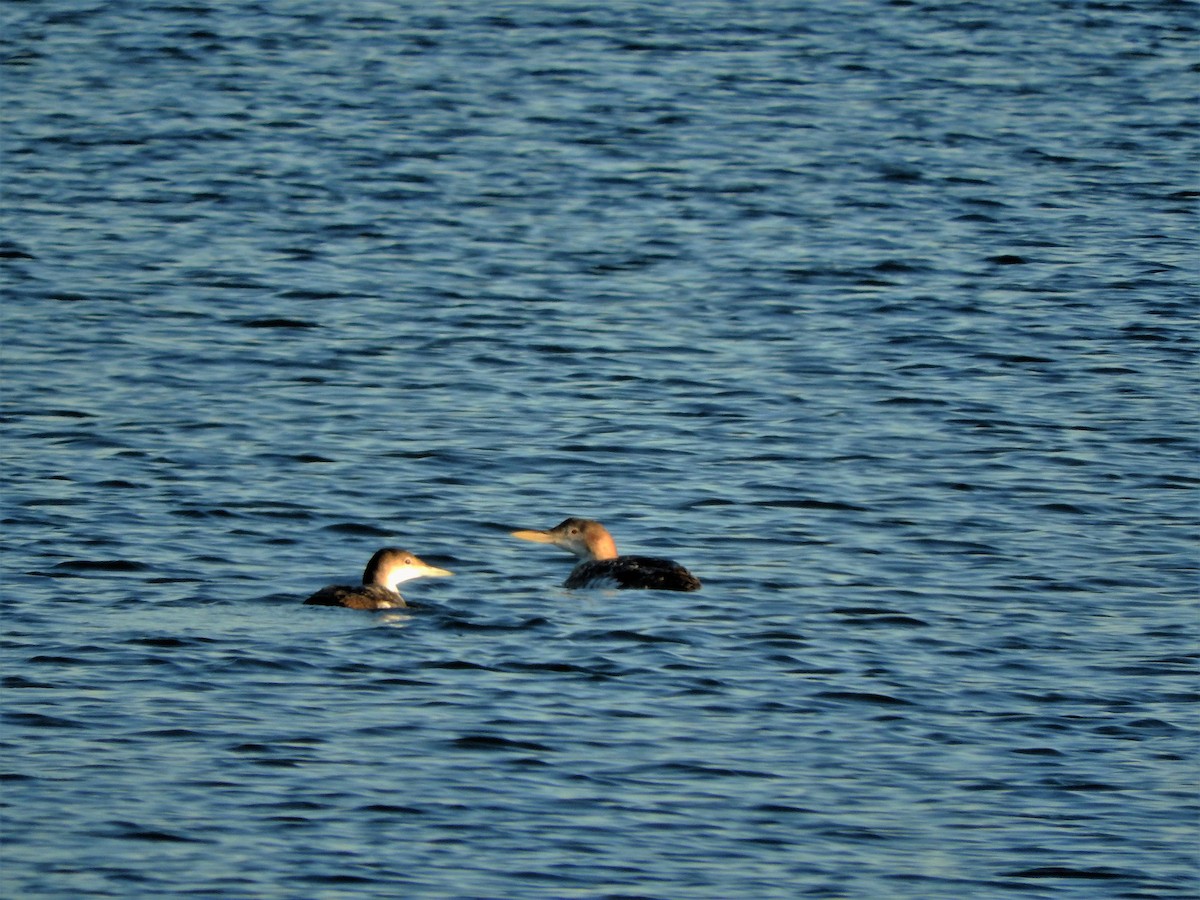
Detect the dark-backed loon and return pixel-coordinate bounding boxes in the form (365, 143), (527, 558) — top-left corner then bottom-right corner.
(303, 547), (452, 610)
(511, 517), (701, 592)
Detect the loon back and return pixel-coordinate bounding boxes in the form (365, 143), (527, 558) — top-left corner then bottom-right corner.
(303, 584), (406, 610)
(566, 556), (701, 592)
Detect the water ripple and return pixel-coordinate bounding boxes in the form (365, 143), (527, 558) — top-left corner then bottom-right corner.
(2, 2), (1196, 898)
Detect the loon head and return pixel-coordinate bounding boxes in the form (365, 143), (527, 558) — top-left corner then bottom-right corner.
(510, 517), (619, 562)
(363, 548), (453, 592)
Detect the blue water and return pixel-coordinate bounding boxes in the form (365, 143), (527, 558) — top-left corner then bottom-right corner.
(2, 2), (1197, 898)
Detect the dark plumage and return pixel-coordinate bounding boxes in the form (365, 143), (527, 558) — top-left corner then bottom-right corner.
(565, 556), (702, 592)
(303, 583), (408, 610)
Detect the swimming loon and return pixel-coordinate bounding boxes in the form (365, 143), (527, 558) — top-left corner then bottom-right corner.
(511, 517), (701, 592)
(303, 547), (452, 609)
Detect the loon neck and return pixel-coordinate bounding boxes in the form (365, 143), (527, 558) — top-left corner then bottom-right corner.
(585, 528), (619, 561)
(362, 549), (397, 588)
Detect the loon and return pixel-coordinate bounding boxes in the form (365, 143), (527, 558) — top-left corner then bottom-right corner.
(303, 547), (452, 610)
(511, 517), (701, 592)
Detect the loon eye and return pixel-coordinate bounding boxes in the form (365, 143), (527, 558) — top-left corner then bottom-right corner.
(569, 528), (579, 535)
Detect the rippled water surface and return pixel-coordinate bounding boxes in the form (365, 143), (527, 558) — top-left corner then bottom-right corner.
(2, 2), (1198, 898)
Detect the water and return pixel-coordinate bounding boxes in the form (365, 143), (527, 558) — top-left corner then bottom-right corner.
(2, 2), (1197, 897)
